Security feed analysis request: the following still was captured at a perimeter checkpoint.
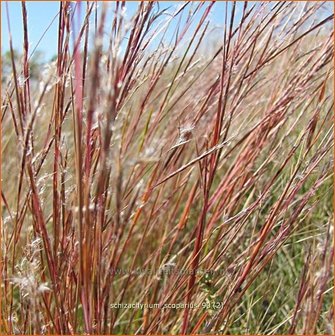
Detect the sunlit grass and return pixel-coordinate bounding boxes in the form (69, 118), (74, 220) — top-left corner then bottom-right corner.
(1, 1), (333, 334)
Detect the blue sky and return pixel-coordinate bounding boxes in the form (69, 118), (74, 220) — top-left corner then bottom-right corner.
(2, 1), (334, 62)
(1, 1), (243, 61)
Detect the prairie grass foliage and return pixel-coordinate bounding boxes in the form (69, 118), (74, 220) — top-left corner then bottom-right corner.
(1, 1), (334, 334)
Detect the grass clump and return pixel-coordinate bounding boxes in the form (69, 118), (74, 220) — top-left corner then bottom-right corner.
(1, 1), (333, 334)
